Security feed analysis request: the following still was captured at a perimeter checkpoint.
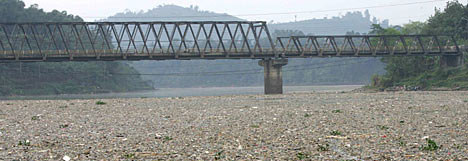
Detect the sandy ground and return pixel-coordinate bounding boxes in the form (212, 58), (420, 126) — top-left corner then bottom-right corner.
(0, 91), (467, 160)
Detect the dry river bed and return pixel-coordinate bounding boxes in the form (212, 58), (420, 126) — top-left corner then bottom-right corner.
(0, 91), (467, 160)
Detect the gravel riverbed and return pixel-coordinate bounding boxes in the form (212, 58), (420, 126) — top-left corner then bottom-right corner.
(0, 91), (467, 160)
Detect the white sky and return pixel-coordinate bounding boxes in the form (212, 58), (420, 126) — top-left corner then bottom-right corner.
(21, 0), (466, 25)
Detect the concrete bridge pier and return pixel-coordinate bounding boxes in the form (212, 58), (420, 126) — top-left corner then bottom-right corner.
(441, 55), (464, 67)
(259, 58), (288, 95)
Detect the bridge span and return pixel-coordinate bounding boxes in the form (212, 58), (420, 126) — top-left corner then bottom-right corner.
(0, 21), (464, 94)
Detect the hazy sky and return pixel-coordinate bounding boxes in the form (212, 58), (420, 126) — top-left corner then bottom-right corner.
(21, 0), (466, 25)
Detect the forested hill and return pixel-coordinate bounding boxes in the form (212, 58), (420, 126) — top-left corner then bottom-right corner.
(103, 5), (385, 88)
(0, 0), (152, 96)
(270, 10), (389, 35)
(106, 5), (242, 21)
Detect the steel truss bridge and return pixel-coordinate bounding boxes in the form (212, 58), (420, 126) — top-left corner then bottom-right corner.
(0, 21), (464, 94)
(0, 21), (462, 62)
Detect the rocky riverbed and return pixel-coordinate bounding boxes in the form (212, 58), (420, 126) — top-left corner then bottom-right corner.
(0, 91), (467, 160)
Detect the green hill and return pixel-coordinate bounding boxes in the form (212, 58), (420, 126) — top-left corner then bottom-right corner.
(106, 5), (243, 21)
(270, 10), (389, 35)
(0, 0), (153, 96)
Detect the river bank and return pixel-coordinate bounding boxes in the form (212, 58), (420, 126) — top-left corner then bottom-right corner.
(0, 91), (466, 160)
(0, 85), (362, 100)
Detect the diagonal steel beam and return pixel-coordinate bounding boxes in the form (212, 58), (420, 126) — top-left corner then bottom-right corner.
(188, 24), (201, 54)
(2, 24), (15, 55)
(262, 22), (276, 57)
(214, 23), (227, 54)
(18, 25), (32, 52)
(238, 23), (251, 54)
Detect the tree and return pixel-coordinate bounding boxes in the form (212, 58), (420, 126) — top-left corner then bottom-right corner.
(0, 0), (151, 96)
(424, 1), (468, 40)
(371, 1), (468, 89)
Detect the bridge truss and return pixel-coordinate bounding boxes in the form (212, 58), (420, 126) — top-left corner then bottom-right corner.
(0, 21), (461, 62)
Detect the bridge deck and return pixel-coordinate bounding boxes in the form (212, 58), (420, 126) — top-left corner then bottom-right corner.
(0, 21), (461, 62)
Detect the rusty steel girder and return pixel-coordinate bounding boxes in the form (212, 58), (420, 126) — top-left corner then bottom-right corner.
(0, 21), (461, 62)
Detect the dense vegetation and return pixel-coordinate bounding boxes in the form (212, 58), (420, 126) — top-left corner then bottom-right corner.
(0, 0), (152, 96)
(106, 5), (242, 21)
(108, 5), (386, 88)
(370, 1), (468, 90)
(270, 10), (389, 35)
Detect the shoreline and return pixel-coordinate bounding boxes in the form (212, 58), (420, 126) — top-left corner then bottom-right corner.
(0, 85), (363, 100)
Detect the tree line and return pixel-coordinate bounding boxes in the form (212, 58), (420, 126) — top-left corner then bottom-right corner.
(0, 0), (152, 96)
(370, 1), (468, 90)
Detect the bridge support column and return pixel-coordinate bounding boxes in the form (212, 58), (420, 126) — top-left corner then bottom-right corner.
(441, 55), (464, 67)
(259, 59), (288, 95)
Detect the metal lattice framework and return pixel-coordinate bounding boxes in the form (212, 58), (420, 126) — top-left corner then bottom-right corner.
(277, 35), (460, 57)
(0, 21), (461, 62)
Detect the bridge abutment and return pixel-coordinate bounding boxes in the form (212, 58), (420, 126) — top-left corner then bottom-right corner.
(441, 55), (464, 67)
(259, 59), (288, 95)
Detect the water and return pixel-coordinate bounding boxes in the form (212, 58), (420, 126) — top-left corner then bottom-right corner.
(0, 85), (362, 100)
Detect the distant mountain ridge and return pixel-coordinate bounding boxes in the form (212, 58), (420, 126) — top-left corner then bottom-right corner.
(106, 5), (243, 21)
(105, 5), (389, 35)
(270, 10), (389, 35)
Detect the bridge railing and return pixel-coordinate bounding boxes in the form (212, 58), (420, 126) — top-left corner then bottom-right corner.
(276, 35), (460, 57)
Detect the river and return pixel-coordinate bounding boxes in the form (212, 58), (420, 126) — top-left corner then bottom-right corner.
(0, 85), (363, 100)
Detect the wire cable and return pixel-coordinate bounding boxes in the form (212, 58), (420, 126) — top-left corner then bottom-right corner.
(0, 57), (378, 77)
(109, 58), (377, 76)
(86, 0), (446, 19)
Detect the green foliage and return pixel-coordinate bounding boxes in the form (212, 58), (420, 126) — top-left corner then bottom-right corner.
(271, 10), (389, 35)
(0, 0), (152, 96)
(0, 62), (152, 96)
(250, 125), (260, 128)
(373, 61), (468, 89)
(108, 5), (241, 22)
(0, 0), (81, 23)
(317, 144), (330, 152)
(397, 137), (407, 147)
(377, 125), (389, 130)
(214, 150), (225, 160)
(401, 22), (426, 35)
(123, 153), (136, 159)
(425, 1), (468, 41)
(31, 116), (39, 120)
(330, 130), (342, 136)
(163, 136), (173, 141)
(17, 140), (31, 146)
(95, 101), (106, 105)
(420, 139), (441, 151)
(296, 152), (310, 160)
(331, 109), (342, 113)
(370, 1), (468, 90)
